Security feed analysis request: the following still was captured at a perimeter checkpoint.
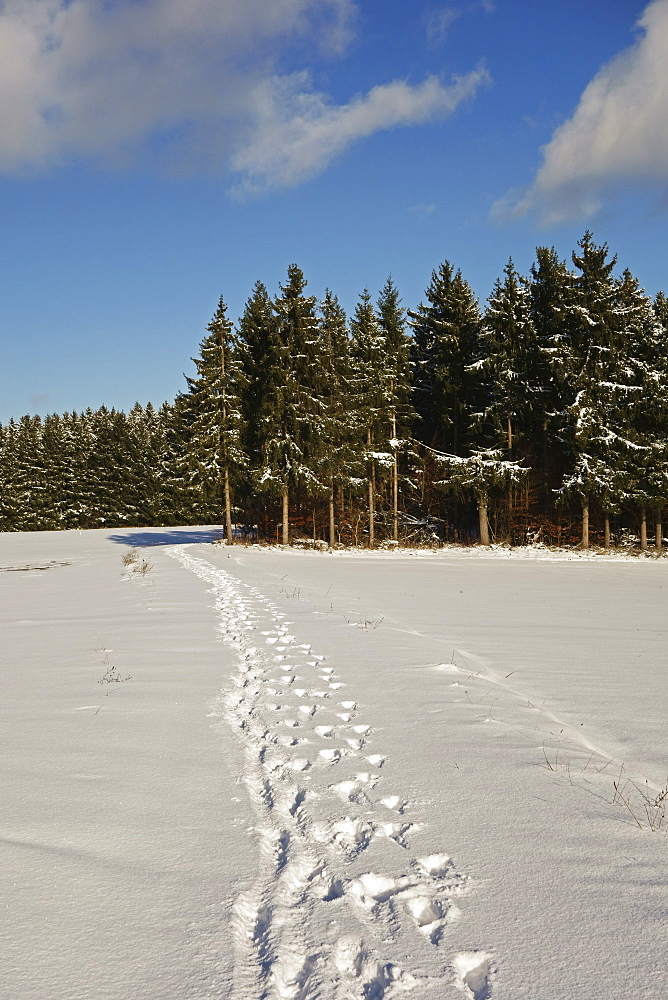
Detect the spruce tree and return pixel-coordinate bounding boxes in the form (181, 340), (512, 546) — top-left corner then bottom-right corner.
(528, 246), (576, 512)
(477, 259), (540, 459)
(350, 289), (394, 546)
(377, 277), (413, 540)
(187, 296), (246, 541)
(558, 233), (633, 547)
(615, 269), (668, 549)
(317, 290), (361, 545)
(254, 265), (325, 543)
(408, 262), (481, 455)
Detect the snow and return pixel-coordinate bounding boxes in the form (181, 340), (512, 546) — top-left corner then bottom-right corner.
(1, 527), (667, 999)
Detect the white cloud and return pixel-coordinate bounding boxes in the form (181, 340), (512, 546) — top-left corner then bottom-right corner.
(0, 0), (487, 191)
(425, 2), (494, 45)
(496, 0), (668, 224)
(230, 67), (490, 194)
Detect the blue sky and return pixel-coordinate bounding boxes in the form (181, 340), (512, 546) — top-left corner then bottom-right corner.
(1, 0), (667, 422)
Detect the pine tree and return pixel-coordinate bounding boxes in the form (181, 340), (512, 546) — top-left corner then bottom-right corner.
(0, 420), (21, 530)
(476, 259), (540, 459)
(433, 448), (527, 545)
(236, 281), (279, 472)
(653, 291), (668, 333)
(615, 270), (668, 549)
(377, 277), (413, 540)
(409, 262), (481, 455)
(317, 290), (361, 546)
(61, 410), (98, 527)
(558, 233), (635, 547)
(528, 246), (576, 512)
(350, 289), (394, 546)
(254, 265), (325, 543)
(187, 296), (246, 541)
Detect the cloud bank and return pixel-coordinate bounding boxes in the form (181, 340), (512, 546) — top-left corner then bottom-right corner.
(0, 0), (487, 191)
(496, 0), (668, 223)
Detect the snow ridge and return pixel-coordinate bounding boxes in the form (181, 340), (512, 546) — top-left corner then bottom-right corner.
(169, 546), (493, 999)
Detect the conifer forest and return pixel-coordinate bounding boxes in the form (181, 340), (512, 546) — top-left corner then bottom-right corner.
(3, 232), (668, 550)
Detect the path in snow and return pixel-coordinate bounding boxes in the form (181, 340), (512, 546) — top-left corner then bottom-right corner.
(169, 546), (492, 1000)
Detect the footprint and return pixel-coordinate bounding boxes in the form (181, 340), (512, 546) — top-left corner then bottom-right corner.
(346, 738), (365, 751)
(329, 818), (375, 855)
(336, 713), (351, 722)
(299, 705), (317, 717)
(367, 754), (385, 768)
(380, 795), (407, 813)
(347, 872), (417, 910)
(340, 701), (356, 710)
(285, 758), (311, 772)
(333, 934), (365, 975)
(362, 961), (418, 997)
(352, 724), (370, 735)
(379, 821), (418, 847)
(355, 771), (379, 788)
(330, 779), (369, 804)
(315, 725), (334, 738)
(417, 854), (452, 877)
(453, 952), (492, 999)
(405, 896), (448, 944)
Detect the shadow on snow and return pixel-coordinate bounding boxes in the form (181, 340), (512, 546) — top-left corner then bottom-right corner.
(108, 528), (221, 548)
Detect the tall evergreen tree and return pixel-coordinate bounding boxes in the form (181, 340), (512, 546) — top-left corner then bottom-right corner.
(317, 290), (361, 545)
(350, 289), (395, 546)
(528, 246), (576, 510)
(476, 259), (540, 459)
(187, 296), (246, 541)
(255, 265), (325, 543)
(377, 277), (413, 540)
(558, 233), (633, 547)
(409, 262), (481, 456)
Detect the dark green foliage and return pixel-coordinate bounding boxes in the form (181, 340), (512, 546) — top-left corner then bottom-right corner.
(3, 236), (667, 548)
(408, 261), (481, 455)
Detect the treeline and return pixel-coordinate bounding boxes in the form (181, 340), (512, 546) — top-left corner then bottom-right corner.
(2, 232), (668, 549)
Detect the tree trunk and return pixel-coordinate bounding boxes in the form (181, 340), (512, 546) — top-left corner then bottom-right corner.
(327, 485), (334, 548)
(220, 333), (232, 544)
(282, 487), (289, 545)
(656, 509), (663, 552)
(603, 516), (610, 550)
(640, 505), (647, 551)
(223, 464), (233, 543)
(478, 499), (490, 546)
(542, 414), (549, 514)
(367, 429), (375, 548)
(368, 470), (375, 548)
(581, 499), (589, 550)
(391, 410), (398, 542)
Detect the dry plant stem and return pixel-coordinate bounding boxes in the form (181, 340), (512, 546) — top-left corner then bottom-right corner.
(613, 779), (644, 829)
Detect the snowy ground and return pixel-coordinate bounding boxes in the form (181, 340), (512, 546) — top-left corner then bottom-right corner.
(1, 529), (666, 1000)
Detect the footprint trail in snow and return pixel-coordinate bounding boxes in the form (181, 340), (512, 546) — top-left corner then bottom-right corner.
(169, 546), (493, 1000)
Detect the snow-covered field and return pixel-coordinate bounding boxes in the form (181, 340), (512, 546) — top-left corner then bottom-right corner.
(2, 528), (666, 1000)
